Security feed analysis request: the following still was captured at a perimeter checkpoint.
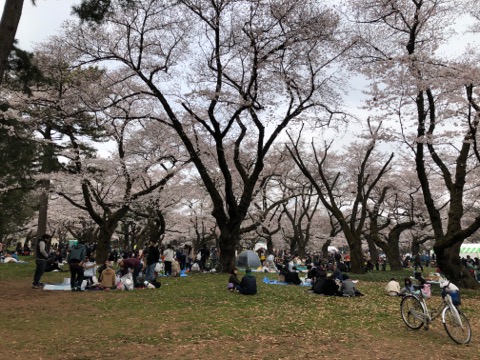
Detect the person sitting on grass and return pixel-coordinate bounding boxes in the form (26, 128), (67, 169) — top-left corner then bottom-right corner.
(237, 267), (257, 295)
(313, 274), (340, 296)
(284, 266), (302, 285)
(385, 278), (401, 296)
(98, 260), (116, 290)
(312, 270), (327, 294)
(400, 277), (415, 296)
(3, 252), (19, 263)
(339, 274), (364, 297)
(228, 267), (241, 291)
(331, 262), (343, 282)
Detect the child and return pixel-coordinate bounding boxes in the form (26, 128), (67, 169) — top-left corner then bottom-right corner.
(83, 257), (97, 288)
(400, 277), (414, 296)
(228, 268), (240, 291)
(98, 260), (116, 290)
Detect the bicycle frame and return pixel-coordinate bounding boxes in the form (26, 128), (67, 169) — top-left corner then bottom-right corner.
(441, 293), (463, 327)
(404, 290), (444, 328)
(405, 290), (465, 330)
(401, 280), (472, 344)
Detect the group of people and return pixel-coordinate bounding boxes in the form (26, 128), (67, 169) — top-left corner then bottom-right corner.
(385, 277), (422, 297)
(227, 267), (257, 295)
(462, 255), (480, 281)
(32, 236), (189, 291)
(224, 258), (365, 297)
(307, 262), (364, 297)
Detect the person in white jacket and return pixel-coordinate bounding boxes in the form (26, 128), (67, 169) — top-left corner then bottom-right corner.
(163, 244), (175, 275)
(385, 278), (401, 296)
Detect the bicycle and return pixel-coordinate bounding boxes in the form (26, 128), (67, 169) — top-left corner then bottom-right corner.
(400, 280), (472, 344)
(204, 258), (224, 273)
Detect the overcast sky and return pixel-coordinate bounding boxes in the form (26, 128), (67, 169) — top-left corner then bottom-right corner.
(1, 0), (79, 50)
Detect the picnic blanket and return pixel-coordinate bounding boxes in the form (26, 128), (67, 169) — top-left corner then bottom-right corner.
(262, 277), (311, 287)
(43, 278), (87, 291)
(159, 269), (188, 277)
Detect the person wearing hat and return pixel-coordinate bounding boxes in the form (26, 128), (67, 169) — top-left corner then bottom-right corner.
(236, 267), (257, 295)
(32, 234), (52, 289)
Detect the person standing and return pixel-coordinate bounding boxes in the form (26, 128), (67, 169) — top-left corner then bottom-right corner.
(199, 244), (209, 271)
(145, 240), (160, 282)
(32, 234), (52, 289)
(184, 243), (194, 270)
(67, 240), (87, 291)
(163, 244), (175, 276)
(413, 253), (423, 273)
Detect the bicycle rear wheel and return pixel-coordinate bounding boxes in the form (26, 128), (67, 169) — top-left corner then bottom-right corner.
(214, 262), (223, 273)
(443, 308), (472, 344)
(400, 295), (425, 330)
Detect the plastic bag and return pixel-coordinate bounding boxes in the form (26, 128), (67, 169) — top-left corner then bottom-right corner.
(120, 273), (134, 290)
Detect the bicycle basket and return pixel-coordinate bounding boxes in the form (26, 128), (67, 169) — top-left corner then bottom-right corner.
(442, 288), (461, 306)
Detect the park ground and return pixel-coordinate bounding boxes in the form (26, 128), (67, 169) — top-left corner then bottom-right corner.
(0, 261), (479, 360)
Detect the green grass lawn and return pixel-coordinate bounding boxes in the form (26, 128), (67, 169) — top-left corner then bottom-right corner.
(0, 260), (478, 359)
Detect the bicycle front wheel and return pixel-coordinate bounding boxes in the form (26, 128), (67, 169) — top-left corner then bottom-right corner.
(443, 308), (472, 344)
(400, 295), (425, 330)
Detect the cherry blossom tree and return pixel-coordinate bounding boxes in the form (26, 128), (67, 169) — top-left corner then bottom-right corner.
(277, 171), (321, 257)
(56, 89), (189, 261)
(363, 174), (419, 270)
(64, 0), (353, 271)
(347, 0), (480, 287)
(287, 120), (395, 273)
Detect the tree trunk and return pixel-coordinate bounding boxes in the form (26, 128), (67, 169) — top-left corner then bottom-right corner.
(297, 233), (307, 258)
(36, 179), (50, 237)
(0, 0), (24, 85)
(381, 242), (402, 271)
(218, 231), (236, 273)
(321, 239), (331, 259)
(96, 224), (117, 262)
(289, 237), (298, 256)
(435, 243), (478, 288)
(348, 237), (365, 274)
(366, 237), (379, 263)
(266, 236), (274, 255)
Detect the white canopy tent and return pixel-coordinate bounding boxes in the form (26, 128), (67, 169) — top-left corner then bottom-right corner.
(460, 244), (480, 259)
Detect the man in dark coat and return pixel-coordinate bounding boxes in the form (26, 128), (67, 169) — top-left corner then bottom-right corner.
(32, 234), (52, 289)
(144, 241), (160, 282)
(237, 267), (257, 295)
